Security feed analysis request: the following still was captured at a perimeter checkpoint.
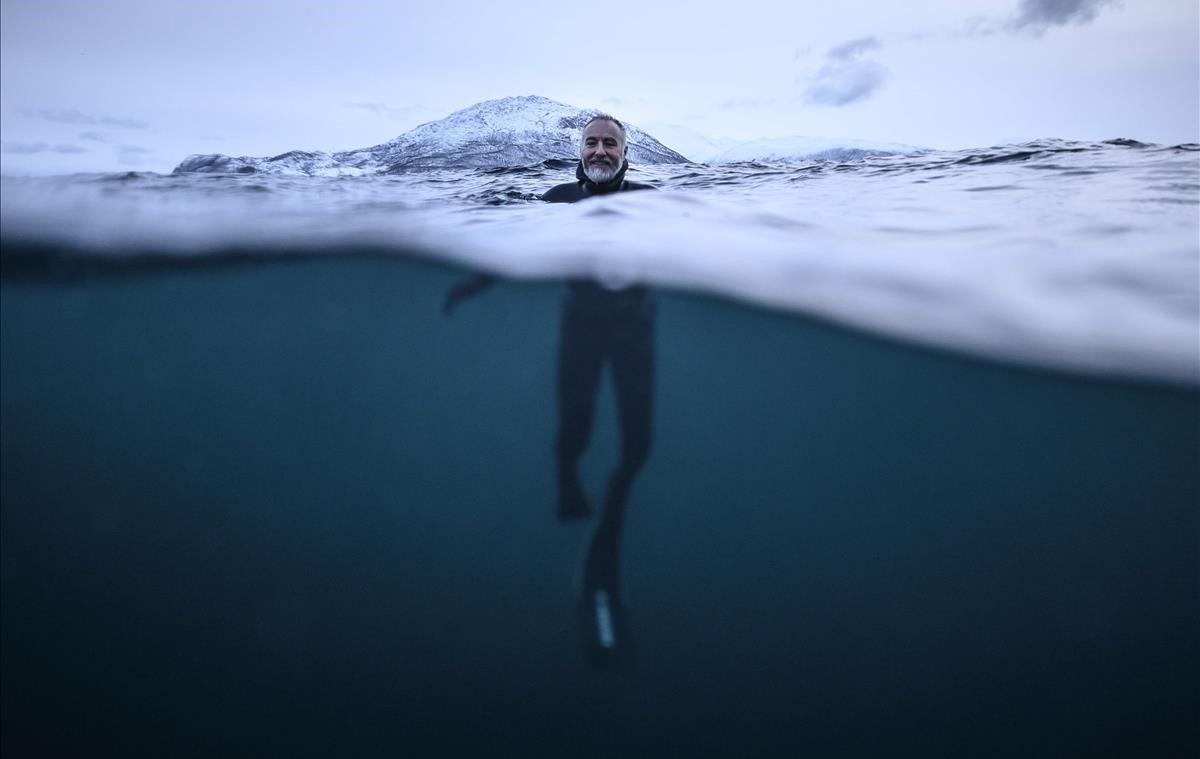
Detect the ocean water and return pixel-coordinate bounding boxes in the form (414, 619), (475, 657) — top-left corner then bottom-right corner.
(4, 139), (1198, 385)
(2, 141), (1198, 756)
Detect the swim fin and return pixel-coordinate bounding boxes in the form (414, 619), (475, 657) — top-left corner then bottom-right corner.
(579, 536), (633, 670)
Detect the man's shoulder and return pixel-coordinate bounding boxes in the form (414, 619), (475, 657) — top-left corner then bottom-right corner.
(542, 182), (584, 203)
(541, 178), (658, 203)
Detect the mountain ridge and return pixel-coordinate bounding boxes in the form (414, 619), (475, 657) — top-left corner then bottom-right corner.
(173, 95), (931, 175)
(174, 95), (688, 175)
(708, 135), (928, 163)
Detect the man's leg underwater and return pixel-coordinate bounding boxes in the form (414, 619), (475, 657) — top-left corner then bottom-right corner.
(555, 300), (605, 520)
(580, 303), (655, 667)
(584, 306), (654, 589)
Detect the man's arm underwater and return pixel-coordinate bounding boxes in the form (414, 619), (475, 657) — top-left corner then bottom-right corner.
(441, 179), (657, 314)
(441, 272), (498, 316)
(442, 187), (568, 314)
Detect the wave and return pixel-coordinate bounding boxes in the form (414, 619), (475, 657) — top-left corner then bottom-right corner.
(2, 139), (1197, 387)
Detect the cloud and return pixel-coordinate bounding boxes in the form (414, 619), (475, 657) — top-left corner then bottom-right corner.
(828, 37), (881, 60)
(1, 141), (86, 154)
(957, 0), (1119, 37)
(1011, 0), (1119, 32)
(79, 131), (110, 142)
(116, 144), (151, 166)
(955, 17), (1001, 38)
(22, 107), (147, 128)
(344, 102), (430, 119)
(803, 36), (888, 107)
(2, 142), (50, 154)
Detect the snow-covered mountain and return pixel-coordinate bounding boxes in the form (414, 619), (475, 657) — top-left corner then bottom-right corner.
(174, 96), (688, 175)
(708, 136), (927, 163)
(631, 123), (927, 164)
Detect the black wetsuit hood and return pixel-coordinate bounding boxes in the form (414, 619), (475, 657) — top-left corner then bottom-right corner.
(576, 159), (629, 195)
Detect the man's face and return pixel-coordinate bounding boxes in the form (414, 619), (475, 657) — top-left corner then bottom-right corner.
(581, 120), (626, 183)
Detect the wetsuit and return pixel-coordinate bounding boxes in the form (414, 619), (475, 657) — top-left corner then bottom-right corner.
(442, 158), (656, 668)
(546, 159), (655, 525)
(546, 160), (656, 669)
(541, 159), (656, 202)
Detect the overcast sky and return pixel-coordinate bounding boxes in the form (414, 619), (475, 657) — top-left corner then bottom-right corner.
(2, 0), (1196, 174)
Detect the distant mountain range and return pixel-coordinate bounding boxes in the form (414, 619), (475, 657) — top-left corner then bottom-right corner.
(173, 95), (925, 175)
(639, 122), (926, 163)
(707, 136), (927, 163)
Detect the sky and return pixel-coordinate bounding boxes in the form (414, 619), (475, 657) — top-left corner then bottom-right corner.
(1, 0), (1197, 174)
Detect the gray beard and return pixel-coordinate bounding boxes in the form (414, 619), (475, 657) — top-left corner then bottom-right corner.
(583, 160), (619, 183)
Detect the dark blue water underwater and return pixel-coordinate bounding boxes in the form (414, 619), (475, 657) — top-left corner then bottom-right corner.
(2, 250), (1197, 757)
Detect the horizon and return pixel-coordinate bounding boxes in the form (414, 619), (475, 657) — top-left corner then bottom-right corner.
(2, 0), (1197, 175)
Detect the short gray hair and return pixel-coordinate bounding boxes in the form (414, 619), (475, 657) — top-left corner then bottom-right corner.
(582, 113), (627, 143)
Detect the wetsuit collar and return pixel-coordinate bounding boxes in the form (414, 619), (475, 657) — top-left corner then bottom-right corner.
(576, 159), (629, 195)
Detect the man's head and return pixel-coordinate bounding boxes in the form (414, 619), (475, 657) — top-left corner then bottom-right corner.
(580, 114), (627, 184)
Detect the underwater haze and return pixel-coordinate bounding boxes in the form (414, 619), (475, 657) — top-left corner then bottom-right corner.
(2, 141), (1199, 756)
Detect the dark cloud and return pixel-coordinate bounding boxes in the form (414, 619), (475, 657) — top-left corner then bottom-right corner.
(2, 141), (50, 154)
(22, 107), (147, 128)
(945, 1), (1118, 38)
(828, 37), (881, 61)
(1, 141), (86, 154)
(804, 36), (887, 107)
(1011, 0), (1118, 32)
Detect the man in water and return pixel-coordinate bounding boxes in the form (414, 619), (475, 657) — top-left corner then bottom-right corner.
(443, 114), (656, 668)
